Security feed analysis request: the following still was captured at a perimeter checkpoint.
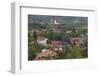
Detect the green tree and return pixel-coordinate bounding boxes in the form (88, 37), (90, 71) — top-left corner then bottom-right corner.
(71, 45), (83, 58)
(47, 31), (61, 40)
(66, 52), (73, 59)
(39, 31), (47, 37)
(28, 47), (41, 60)
(33, 31), (38, 47)
(33, 31), (37, 40)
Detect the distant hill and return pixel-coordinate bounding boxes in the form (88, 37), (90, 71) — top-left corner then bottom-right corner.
(28, 15), (88, 30)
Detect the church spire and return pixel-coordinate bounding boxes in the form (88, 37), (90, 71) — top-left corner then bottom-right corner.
(54, 19), (59, 24)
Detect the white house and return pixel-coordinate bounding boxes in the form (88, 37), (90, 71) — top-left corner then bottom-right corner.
(59, 47), (63, 51)
(37, 37), (48, 46)
(42, 49), (48, 53)
(66, 30), (72, 33)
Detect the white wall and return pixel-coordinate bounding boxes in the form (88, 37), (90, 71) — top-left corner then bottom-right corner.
(0, 0), (100, 76)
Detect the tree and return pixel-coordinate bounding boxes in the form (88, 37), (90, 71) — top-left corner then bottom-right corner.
(33, 31), (37, 40)
(71, 45), (83, 58)
(80, 28), (87, 35)
(33, 31), (38, 47)
(28, 32), (31, 37)
(47, 31), (61, 40)
(39, 31), (47, 37)
(66, 52), (73, 59)
(28, 47), (41, 60)
(69, 31), (79, 37)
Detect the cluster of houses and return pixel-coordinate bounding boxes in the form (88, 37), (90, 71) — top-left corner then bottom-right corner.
(33, 35), (85, 60)
(34, 37), (64, 60)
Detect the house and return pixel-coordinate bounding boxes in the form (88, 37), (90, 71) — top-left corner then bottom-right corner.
(42, 49), (49, 53)
(51, 41), (61, 47)
(51, 41), (64, 51)
(71, 37), (83, 47)
(37, 37), (48, 46)
(54, 47), (63, 51)
(66, 30), (72, 34)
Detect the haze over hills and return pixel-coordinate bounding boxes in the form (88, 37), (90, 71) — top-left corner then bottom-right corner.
(28, 15), (88, 24)
(28, 15), (88, 30)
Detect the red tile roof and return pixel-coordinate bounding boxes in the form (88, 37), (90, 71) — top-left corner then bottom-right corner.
(34, 50), (57, 60)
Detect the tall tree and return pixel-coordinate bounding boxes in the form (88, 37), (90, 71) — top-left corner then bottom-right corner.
(33, 31), (37, 40)
(33, 31), (37, 47)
